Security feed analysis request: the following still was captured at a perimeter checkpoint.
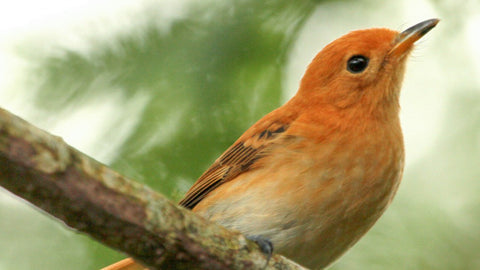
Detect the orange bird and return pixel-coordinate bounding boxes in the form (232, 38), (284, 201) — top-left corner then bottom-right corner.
(104, 19), (439, 270)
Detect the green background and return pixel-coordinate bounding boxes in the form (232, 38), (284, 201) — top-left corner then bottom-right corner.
(0, 0), (479, 269)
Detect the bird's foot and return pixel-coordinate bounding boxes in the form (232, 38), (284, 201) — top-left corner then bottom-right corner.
(247, 235), (273, 268)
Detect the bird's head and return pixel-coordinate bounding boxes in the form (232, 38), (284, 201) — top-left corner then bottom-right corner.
(297, 19), (439, 118)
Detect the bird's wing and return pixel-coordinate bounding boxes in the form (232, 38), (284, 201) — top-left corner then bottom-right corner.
(178, 121), (290, 209)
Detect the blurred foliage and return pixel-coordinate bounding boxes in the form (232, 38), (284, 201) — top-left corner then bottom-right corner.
(32, 0), (321, 199)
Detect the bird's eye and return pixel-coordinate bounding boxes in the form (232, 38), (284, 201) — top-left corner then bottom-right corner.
(347, 55), (369, 73)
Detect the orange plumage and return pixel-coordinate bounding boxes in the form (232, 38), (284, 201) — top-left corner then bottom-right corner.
(104, 19), (438, 270)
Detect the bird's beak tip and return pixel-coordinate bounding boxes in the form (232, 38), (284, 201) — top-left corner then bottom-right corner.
(389, 18), (440, 56)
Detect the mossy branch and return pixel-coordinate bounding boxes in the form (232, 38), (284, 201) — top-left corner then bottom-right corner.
(0, 107), (306, 270)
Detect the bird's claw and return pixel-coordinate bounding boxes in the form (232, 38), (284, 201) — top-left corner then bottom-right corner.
(247, 235), (273, 268)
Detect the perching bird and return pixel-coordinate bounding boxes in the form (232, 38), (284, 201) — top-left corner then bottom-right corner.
(104, 19), (439, 270)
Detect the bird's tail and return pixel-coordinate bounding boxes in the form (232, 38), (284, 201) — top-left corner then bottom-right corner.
(101, 258), (146, 270)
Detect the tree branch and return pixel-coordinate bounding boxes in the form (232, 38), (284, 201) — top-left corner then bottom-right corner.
(0, 108), (306, 270)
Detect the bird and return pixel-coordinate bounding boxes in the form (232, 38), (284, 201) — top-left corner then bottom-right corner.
(103, 18), (439, 270)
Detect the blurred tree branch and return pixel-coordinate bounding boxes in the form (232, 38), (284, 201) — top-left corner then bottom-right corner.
(0, 107), (305, 270)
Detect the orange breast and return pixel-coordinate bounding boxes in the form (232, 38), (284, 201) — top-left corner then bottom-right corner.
(193, 118), (404, 269)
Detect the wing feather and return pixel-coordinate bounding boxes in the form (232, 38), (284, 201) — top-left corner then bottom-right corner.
(178, 123), (289, 209)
